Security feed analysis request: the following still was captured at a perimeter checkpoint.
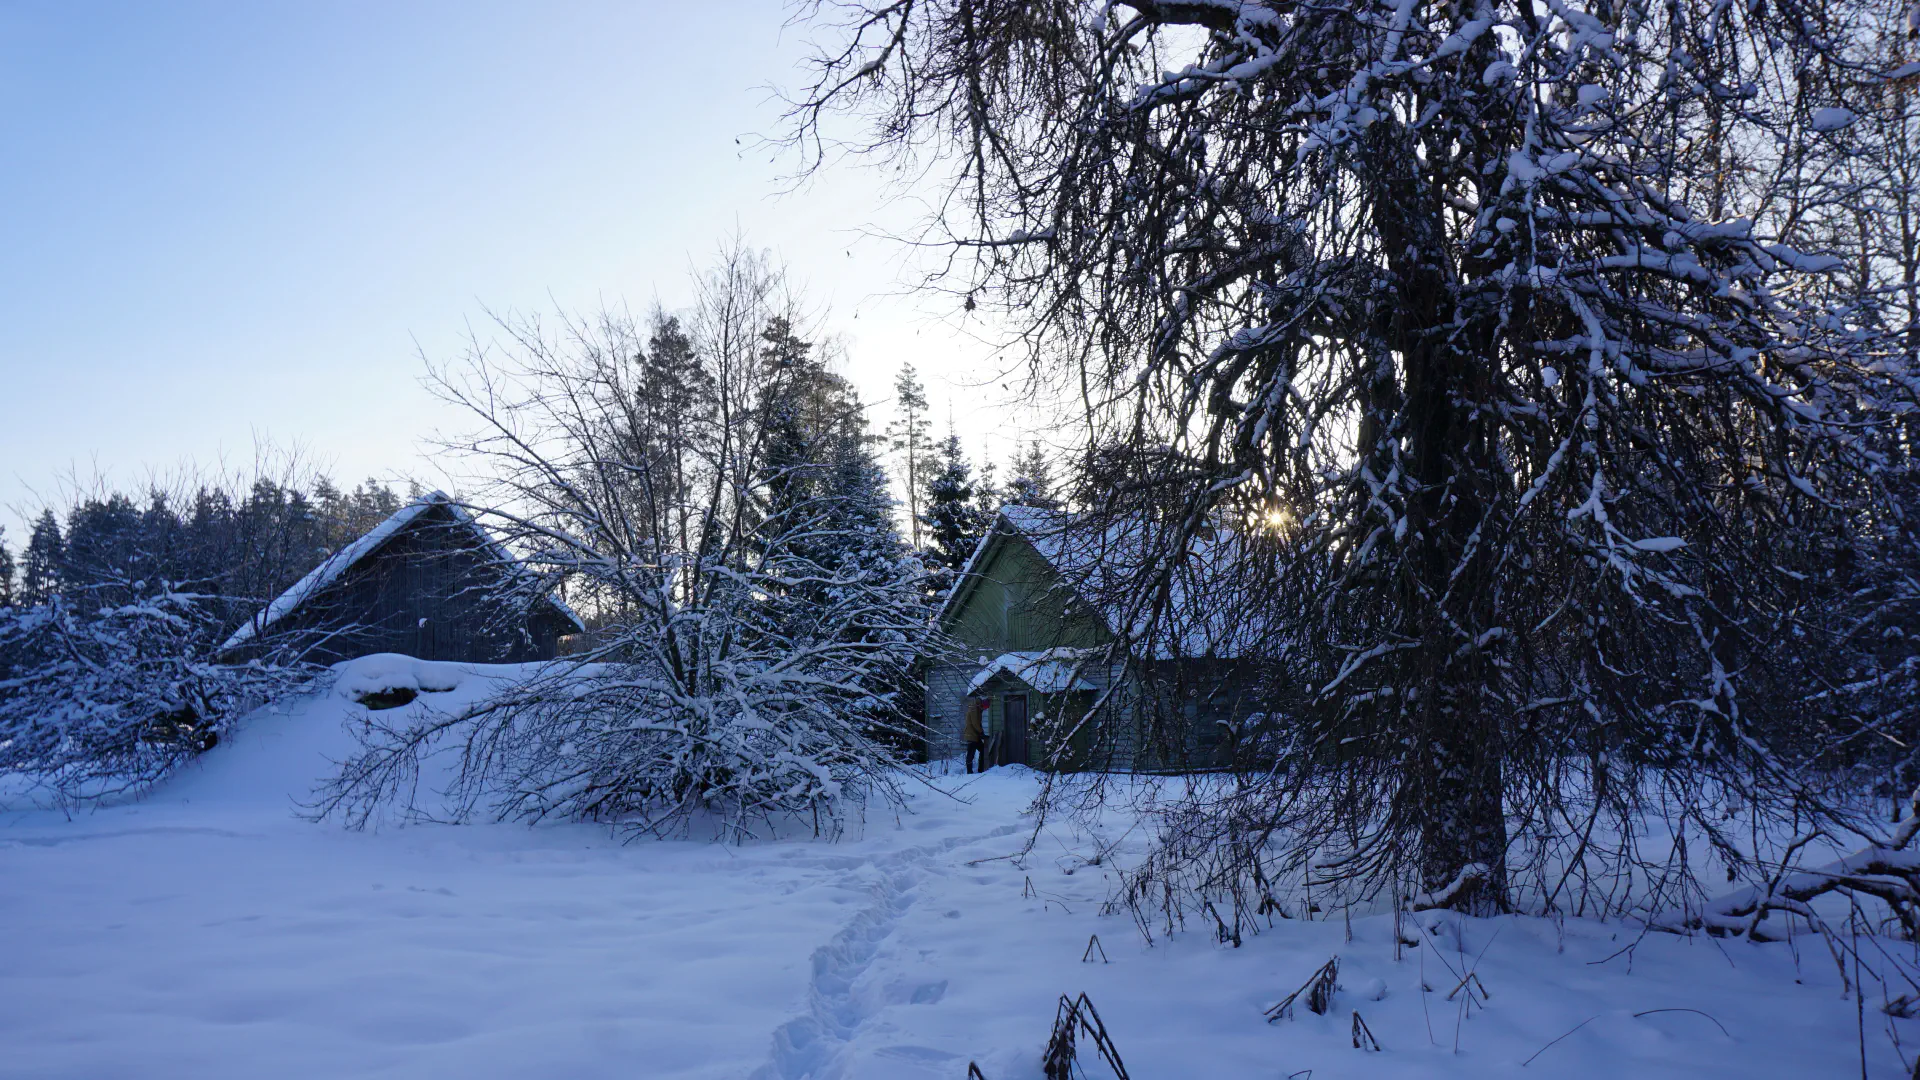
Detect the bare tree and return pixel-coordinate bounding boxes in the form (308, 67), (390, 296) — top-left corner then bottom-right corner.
(314, 242), (928, 839)
(787, 0), (1920, 923)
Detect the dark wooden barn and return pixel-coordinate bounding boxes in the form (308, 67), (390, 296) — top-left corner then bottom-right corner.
(219, 492), (583, 665)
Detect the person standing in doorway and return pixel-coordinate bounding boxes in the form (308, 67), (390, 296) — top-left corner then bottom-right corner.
(963, 698), (987, 773)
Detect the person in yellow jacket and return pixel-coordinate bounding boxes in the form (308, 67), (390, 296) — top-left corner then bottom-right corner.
(963, 698), (987, 773)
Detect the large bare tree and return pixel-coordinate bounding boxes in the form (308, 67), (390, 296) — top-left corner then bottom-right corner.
(787, 0), (1920, 918)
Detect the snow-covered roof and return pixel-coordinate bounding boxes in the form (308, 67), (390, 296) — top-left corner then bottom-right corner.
(220, 492), (585, 652)
(965, 649), (1100, 695)
(946, 504), (1283, 661)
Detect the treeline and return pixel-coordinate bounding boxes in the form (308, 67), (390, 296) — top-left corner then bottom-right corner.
(0, 476), (411, 621)
(0, 473), (414, 801)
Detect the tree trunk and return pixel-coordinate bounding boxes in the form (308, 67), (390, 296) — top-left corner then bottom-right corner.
(1370, 127), (1510, 912)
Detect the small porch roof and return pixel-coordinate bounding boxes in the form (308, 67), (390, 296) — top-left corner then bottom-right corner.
(965, 649), (1099, 696)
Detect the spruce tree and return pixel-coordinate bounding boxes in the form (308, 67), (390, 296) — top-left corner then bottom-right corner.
(920, 432), (990, 592)
(1003, 442), (1060, 511)
(20, 510), (63, 606)
(0, 528), (14, 608)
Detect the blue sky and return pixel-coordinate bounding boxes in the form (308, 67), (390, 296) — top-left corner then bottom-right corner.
(0, 1), (1021, 538)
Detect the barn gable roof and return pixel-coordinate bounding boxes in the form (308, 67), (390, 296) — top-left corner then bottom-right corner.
(219, 492), (584, 652)
(940, 505), (1280, 661)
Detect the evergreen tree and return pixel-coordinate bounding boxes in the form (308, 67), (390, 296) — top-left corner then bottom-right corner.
(973, 457), (998, 522)
(636, 313), (716, 552)
(1003, 441), (1060, 511)
(920, 432), (990, 590)
(63, 492), (147, 598)
(0, 528), (14, 608)
(20, 510), (63, 606)
(886, 365), (932, 547)
(756, 316), (864, 553)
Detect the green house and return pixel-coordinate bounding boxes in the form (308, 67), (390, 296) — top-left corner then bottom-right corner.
(927, 506), (1270, 772)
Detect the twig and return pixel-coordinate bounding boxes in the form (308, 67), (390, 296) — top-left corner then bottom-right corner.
(1521, 1016), (1597, 1067)
(1446, 971), (1490, 1003)
(1083, 934), (1110, 963)
(1266, 956), (1339, 1022)
(1632, 1008), (1731, 1038)
(1351, 1010), (1381, 1051)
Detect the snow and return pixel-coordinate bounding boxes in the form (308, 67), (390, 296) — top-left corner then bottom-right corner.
(0, 660), (1902, 1078)
(979, 505), (1282, 659)
(1811, 107), (1857, 133)
(219, 492), (583, 652)
(332, 652), (469, 699)
(964, 649), (1100, 695)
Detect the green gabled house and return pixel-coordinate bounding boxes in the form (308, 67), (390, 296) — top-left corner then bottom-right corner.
(927, 505), (1273, 772)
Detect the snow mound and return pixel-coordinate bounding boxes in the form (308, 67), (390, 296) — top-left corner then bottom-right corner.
(333, 653), (471, 702)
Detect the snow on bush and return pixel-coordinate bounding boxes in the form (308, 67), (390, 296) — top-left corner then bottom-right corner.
(311, 245), (930, 839)
(0, 585), (317, 802)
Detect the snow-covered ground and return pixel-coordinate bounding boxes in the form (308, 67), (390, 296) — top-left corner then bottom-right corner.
(0, 659), (1901, 1078)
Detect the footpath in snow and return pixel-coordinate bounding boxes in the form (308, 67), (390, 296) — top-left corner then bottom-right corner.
(0, 659), (1899, 1078)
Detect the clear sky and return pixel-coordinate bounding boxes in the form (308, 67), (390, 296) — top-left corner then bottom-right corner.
(0, 1), (1033, 539)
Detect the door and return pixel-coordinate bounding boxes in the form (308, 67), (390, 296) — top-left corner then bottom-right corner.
(1001, 693), (1029, 767)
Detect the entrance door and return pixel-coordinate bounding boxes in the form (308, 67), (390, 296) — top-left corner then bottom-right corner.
(1001, 694), (1029, 767)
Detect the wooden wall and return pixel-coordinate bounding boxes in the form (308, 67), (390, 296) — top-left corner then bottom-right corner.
(275, 504), (568, 665)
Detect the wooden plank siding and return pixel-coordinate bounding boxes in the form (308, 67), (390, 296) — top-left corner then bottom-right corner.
(927, 515), (1268, 773)
(928, 526), (1139, 769)
(254, 504), (572, 666)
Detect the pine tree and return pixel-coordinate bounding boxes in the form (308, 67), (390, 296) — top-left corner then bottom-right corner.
(887, 364), (933, 547)
(20, 510), (63, 606)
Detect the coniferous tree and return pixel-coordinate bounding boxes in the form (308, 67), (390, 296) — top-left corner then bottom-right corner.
(0, 528), (14, 608)
(920, 432), (990, 592)
(20, 510), (63, 606)
(1003, 442), (1060, 511)
(887, 364), (933, 546)
(972, 456), (998, 522)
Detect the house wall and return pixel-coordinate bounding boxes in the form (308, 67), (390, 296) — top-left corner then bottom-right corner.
(923, 659), (1135, 769)
(944, 536), (1111, 655)
(930, 531), (1120, 766)
(928, 529), (1280, 772)
(271, 506), (566, 665)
